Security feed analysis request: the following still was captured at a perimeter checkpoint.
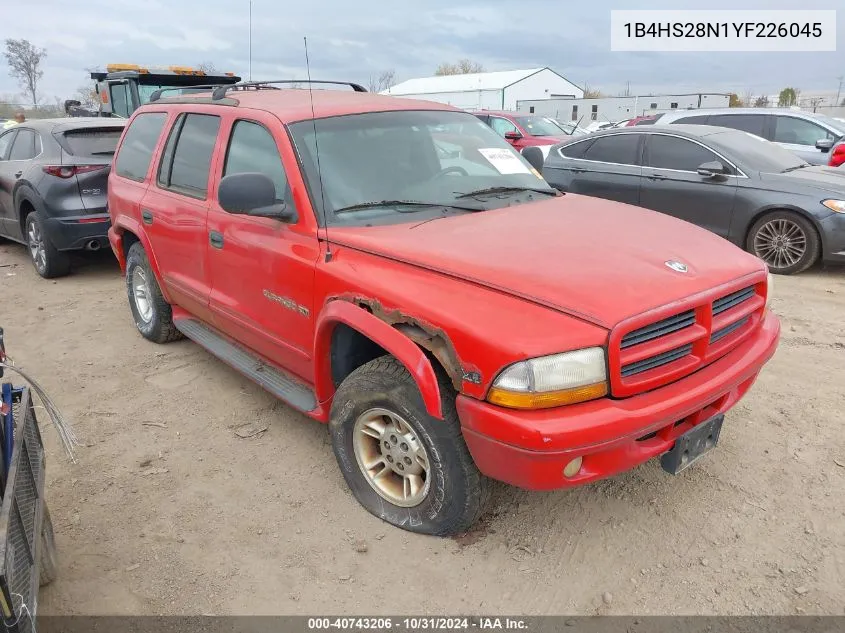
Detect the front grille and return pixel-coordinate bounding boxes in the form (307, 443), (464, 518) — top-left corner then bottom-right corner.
(710, 316), (750, 344)
(621, 310), (696, 349)
(713, 286), (755, 315)
(622, 344), (693, 377)
(612, 281), (765, 397)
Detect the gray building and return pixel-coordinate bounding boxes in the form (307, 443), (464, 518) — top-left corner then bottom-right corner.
(516, 93), (731, 124)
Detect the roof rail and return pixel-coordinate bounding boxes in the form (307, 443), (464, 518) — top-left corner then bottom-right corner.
(149, 84), (233, 102)
(211, 80), (367, 101)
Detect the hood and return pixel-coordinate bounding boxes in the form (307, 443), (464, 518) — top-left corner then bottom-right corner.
(760, 165), (845, 196)
(329, 194), (765, 329)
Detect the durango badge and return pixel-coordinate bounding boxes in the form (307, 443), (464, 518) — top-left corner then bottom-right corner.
(665, 260), (689, 273)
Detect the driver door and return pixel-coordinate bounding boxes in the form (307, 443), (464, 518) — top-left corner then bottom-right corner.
(0, 128), (18, 237)
(206, 114), (320, 381)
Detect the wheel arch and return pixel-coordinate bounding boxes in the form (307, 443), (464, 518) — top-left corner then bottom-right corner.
(113, 218), (172, 302)
(743, 205), (826, 257)
(315, 299), (445, 419)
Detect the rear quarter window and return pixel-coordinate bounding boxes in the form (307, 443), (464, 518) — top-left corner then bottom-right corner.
(62, 128), (123, 156)
(558, 138), (594, 159)
(115, 113), (167, 182)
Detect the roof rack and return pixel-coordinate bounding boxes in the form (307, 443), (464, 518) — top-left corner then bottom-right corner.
(211, 80), (367, 101)
(148, 84), (234, 102)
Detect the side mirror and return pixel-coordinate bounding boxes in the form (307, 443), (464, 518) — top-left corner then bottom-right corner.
(504, 130), (522, 140)
(218, 172), (295, 221)
(815, 138), (834, 152)
(521, 146), (545, 173)
(697, 161), (726, 178)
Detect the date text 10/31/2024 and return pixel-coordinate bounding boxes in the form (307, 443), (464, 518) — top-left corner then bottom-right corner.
(307, 618), (528, 630)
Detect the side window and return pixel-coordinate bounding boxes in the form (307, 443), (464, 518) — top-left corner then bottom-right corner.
(110, 84), (133, 119)
(157, 113), (220, 199)
(559, 139), (594, 159)
(674, 115), (710, 125)
(0, 130), (17, 160)
(772, 117), (834, 146)
(223, 120), (290, 204)
(646, 135), (725, 172)
(8, 130), (38, 161)
(489, 117), (518, 137)
(582, 134), (641, 165)
(708, 114), (766, 138)
(115, 112), (167, 182)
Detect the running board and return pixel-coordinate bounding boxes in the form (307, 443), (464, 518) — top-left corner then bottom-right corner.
(174, 318), (317, 413)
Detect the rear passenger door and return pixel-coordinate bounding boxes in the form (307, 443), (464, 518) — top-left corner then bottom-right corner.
(563, 133), (643, 205)
(139, 112), (221, 322)
(206, 115), (320, 381)
(0, 129), (40, 240)
(639, 133), (737, 238)
(0, 129), (18, 236)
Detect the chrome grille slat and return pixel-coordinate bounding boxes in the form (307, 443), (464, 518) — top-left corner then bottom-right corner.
(621, 310), (696, 349)
(621, 344), (693, 377)
(712, 286), (755, 315)
(710, 316), (750, 344)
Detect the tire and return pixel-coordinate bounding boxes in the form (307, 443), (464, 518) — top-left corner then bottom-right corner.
(39, 505), (57, 587)
(747, 211), (820, 275)
(25, 213), (71, 279)
(125, 242), (182, 343)
(329, 355), (488, 536)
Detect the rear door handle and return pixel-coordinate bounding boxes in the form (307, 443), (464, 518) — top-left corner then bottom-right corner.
(209, 231), (224, 249)
(141, 209), (153, 224)
(570, 167), (587, 174)
(646, 174), (667, 181)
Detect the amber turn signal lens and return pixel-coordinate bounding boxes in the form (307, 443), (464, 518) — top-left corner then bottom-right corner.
(487, 382), (608, 410)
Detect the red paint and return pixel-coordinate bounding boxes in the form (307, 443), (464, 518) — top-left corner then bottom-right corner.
(829, 143), (845, 168)
(108, 89), (780, 491)
(476, 110), (570, 151)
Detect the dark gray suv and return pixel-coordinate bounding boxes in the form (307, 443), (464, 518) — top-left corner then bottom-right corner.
(0, 118), (125, 277)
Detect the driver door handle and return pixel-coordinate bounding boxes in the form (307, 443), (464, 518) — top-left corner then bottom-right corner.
(209, 231), (224, 249)
(646, 174), (667, 181)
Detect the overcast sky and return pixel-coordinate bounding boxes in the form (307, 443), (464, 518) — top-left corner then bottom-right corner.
(1, 0), (842, 104)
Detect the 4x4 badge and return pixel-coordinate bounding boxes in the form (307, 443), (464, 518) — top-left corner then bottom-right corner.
(665, 260), (688, 273)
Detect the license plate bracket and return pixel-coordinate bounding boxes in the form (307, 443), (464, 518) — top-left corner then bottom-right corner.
(661, 414), (724, 475)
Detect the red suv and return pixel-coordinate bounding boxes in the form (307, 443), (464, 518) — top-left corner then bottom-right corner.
(107, 81), (780, 535)
(474, 111), (575, 156)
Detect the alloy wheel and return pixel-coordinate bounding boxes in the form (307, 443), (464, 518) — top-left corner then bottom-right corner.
(27, 219), (46, 273)
(753, 218), (807, 270)
(131, 267), (154, 323)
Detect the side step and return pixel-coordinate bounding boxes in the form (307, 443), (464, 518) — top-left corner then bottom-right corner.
(174, 318), (317, 413)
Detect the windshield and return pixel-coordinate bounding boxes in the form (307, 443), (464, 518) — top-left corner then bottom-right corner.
(136, 84), (212, 105)
(288, 110), (555, 226)
(514, 116), (567, 137)
(806, 113), (845, 136)
(707, 129), (808, 173)
(553, 120), (590, 136)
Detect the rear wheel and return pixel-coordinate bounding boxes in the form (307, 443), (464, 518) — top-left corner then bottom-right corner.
(25, 213), (70, 279)
(747, 211), (820, 275)
(329, 356), (488, 536)
(125, 242), (182, 343)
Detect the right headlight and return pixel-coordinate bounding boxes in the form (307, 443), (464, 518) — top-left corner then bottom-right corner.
(487, 347), (608, 410)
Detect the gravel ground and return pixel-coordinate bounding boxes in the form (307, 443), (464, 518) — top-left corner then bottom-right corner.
(0, 243), (843, 616)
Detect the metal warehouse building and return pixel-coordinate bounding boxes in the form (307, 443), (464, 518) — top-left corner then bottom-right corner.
(517, 93), (732, 123)
(381, 68), (584, 111)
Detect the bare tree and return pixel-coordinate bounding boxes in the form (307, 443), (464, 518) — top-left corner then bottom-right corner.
(753, 95), (770, 108)
(368, 69), (396, 92)
(3, 39), (47, 105)
(73, 84), (98, 108)
(435, 59), (484, 76)
(197, 61), (219, 74)
(741, 88), (754, 107)
(582, 82), (603, 99)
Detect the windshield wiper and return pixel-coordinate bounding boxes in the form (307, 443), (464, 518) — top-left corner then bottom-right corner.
(781, 164), (811, 173)
(455, 186), (559, 199)
(334, 200), (483, 214)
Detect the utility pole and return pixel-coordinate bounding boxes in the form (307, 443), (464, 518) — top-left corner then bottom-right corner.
(836, 76), (843, 107)
(248, 0), (253, 81)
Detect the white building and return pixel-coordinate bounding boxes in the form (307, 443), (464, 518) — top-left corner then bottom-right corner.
(517, 93), (732, 123)
(381, 68), (584, 111)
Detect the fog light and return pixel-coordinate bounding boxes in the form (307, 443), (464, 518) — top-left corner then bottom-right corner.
(563, 456), (583, 478)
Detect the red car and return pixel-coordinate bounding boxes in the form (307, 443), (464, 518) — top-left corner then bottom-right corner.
(473, 111), (576, 154)
(107, 82), (780, 535)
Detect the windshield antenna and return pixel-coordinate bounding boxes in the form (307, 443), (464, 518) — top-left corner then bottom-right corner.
(304, 36), (332, 263)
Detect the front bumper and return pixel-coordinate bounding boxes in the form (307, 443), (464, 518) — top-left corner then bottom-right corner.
(43, 214), (111, 251)
(457, 311), (780, 490)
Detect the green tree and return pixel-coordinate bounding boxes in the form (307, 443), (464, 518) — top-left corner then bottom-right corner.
(435, 59), (484, 75)
(777, 87), (799, 107)
(3, 38), (47, 105)
(728, 93), (742, 107)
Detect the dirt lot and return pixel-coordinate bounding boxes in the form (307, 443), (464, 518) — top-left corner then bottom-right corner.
(0, 242), (843, 616)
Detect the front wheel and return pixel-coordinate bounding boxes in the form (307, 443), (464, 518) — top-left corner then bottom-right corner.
(329, 356), (488, 536)
(747, 211), (820, 275)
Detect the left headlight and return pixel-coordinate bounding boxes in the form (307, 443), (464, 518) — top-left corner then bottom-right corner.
(487, 347), (608, 410)
(822, 199), (845, 213)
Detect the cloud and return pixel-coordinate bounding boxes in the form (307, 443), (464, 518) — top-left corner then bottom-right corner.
(0, 0), (842, 101)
